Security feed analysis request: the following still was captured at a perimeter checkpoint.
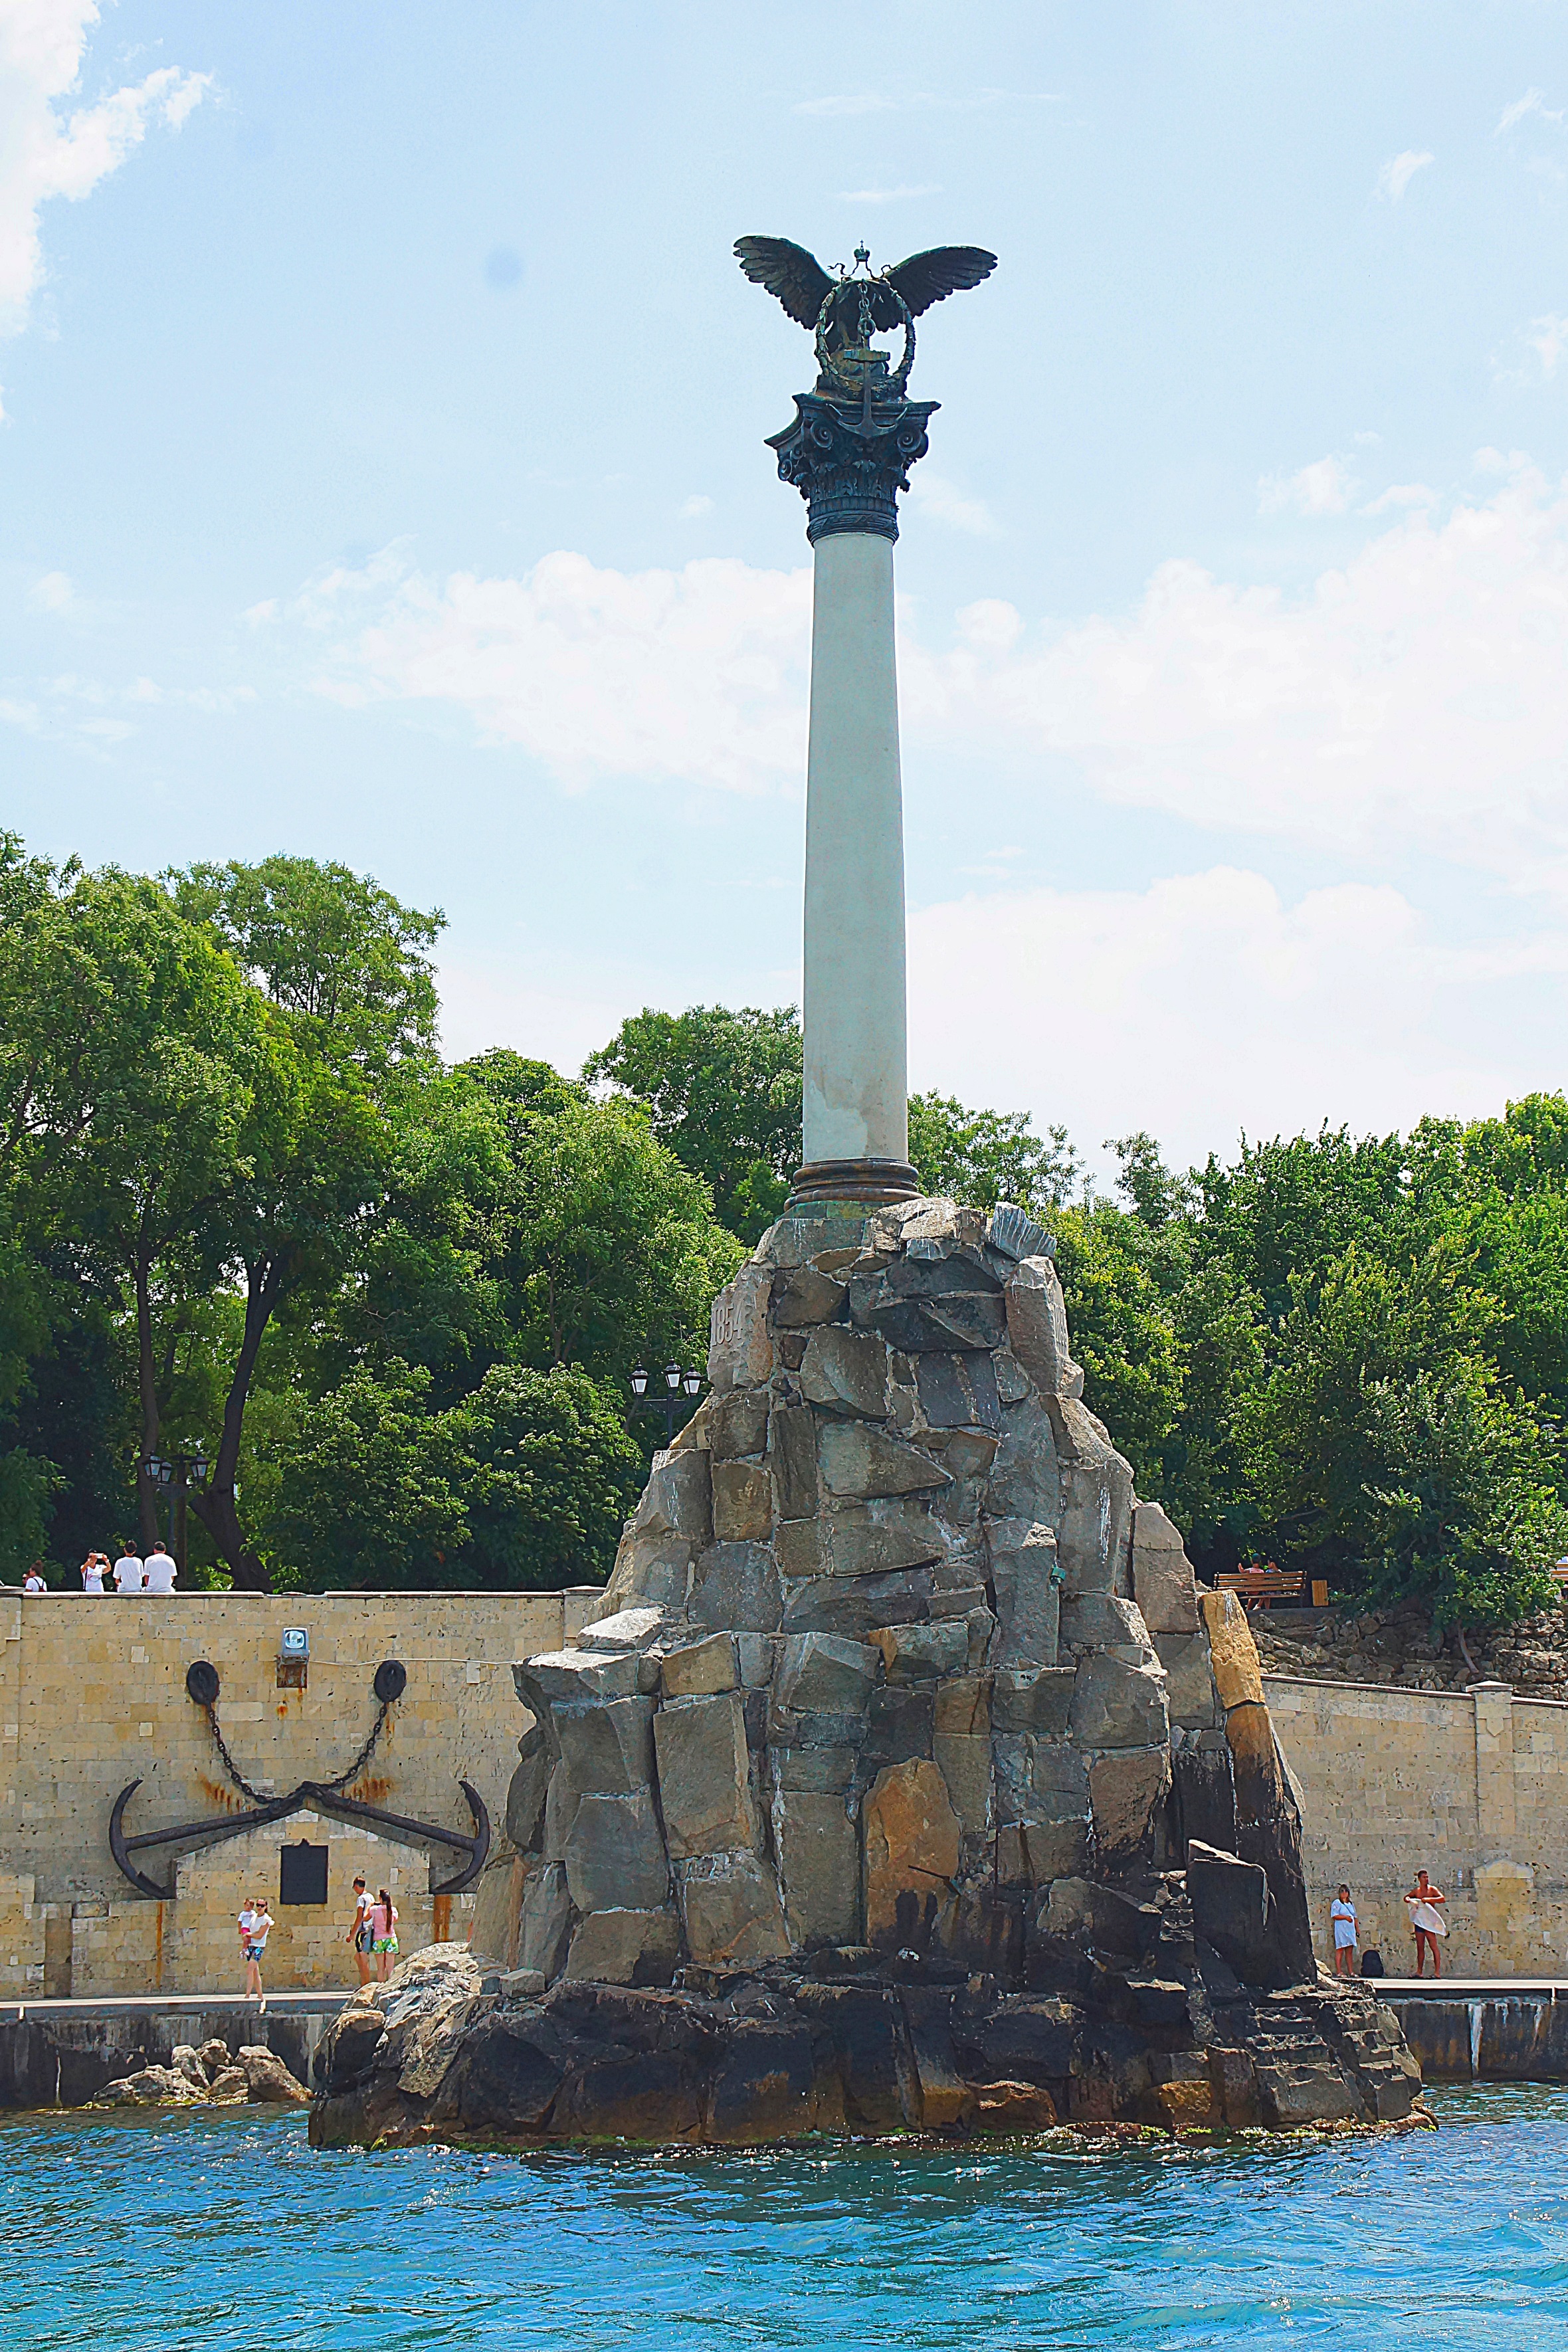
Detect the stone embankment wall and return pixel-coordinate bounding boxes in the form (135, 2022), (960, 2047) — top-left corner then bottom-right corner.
(0, 1589), (601, 1998)
(1266, 1674), (1568, 1975)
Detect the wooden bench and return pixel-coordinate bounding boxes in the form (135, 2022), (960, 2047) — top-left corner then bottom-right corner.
(1215, 1567), (1307, 1611)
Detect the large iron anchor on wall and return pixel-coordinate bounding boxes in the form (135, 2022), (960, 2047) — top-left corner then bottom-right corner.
(108, 1658), (490, 1900)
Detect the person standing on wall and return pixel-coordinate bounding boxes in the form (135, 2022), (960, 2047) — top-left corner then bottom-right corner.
(80, 1551), (108, 1593)
(1405, 1870), (1448, 1976)
(112, 1543), (144, 1593)
(142, 1541), (177, 1595)
(370, 1886), (399, 1982)
(22, 1563), (46, 1592)
(1329, 1886), (1359, 1977)
(239, 1892), (274, 2010)
(346, 1875), (375, 1987)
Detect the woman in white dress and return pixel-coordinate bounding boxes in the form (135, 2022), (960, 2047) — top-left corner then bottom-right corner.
(1329, 1885), (1359, 1977)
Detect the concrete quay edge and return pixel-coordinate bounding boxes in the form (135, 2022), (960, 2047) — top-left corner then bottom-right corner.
(1375, 1977), (1568, 1999)
(0, 1991), (357, 2024)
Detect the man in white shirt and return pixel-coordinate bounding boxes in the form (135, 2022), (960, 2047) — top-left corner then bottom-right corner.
(112, 1547), (144, 1593)
(142, 1545), (178, 1595)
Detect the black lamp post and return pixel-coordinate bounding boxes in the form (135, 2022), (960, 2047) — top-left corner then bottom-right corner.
(141, 1446), (211, 1572)
(629, 1359), (704, 1445)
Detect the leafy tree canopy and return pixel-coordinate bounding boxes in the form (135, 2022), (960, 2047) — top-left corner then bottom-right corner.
(584, 1005), (803, 1244)
(910, 1091), (1081, 1215)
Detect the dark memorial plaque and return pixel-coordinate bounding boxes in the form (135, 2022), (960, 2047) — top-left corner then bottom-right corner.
(279, 1840), (328, 1906)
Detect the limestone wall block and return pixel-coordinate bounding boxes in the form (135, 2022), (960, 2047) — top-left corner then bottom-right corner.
(1003, 1254), (1083, 1400)
(564, 1791), (668, 1913)
(799, 1326), (891, 1420)
(712, 1460), (773, 1544)
(687, 1543), (782, 1635)
(1068, 1652), (1169, 1750)
(985, 1519), (1060, 1668)
(653, 1692), (759, 1858)
(1088, 1746), (1170, 1856)
(818, 1421), (951, 1501)
(862, 1759), (961, 1948)
(661, 1634), (739, 1700)
(676, 1850), (789, 1966)
(1131, 1502), (1201, 1634)
(708, 1263), (775, 1392)
(771, 1787), (860, 1947)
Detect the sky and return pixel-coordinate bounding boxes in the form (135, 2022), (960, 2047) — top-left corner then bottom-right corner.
(4, 1), (1568, 1179)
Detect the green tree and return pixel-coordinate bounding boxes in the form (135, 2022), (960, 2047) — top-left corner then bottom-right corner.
(265, 1361), (469, 1591)
(1051, 1198), (1183, 1495)
(584, 1005), (802, 1243)
(162, 854), (444, 1588)
(167, 854), (442, 1074)
(448, 1363), (644, 1588)
(466, 1048), (743, 1377)
(1240, 1241), (1567, 1624)
(908, 1091), (1082, 1215)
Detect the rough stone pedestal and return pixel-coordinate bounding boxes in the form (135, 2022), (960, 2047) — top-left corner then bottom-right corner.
(312, 1199), (1424, 2147)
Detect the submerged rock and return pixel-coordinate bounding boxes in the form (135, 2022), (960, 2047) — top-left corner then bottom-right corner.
(314, 1201), (1424, 2147)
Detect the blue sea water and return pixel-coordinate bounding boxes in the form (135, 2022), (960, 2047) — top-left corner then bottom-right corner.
(3, 2085), (1567, 2350)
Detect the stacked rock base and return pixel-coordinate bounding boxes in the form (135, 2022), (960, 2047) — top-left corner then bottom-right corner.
(310, 1918), (1422, 2149)
(311, 1195), (1424, 2145)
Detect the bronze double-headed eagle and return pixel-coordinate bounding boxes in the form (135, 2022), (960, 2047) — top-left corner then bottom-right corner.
(735, 235), (996, 405)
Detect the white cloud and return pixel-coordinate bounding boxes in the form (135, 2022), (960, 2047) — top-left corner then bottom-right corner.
(1376, 149), (1434, 203)
(0, 1), (210, 365)
(1359, 482), (1437, 514)
(835, 185), (942, 205)
(25, 567), (72, 610)
(1498, 90), (1565, 134)
(291, 545), (812, 793)
(1258, 456), (1355, 516)
(900, 466), (1568, 902)
(273, 470), (1568, 902)
(1526, 314), (1568, 381)
(908, 867), (1565, 1170)
(907, 471), (1001, 538)
(678, 494), (713, 520)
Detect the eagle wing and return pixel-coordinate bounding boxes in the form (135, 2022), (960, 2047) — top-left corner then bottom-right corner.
(878, 245), (998, 324)
(734, 236), (835, 329)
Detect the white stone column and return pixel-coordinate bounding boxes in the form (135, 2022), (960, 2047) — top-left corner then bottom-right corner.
(801, 530), (909, 1175)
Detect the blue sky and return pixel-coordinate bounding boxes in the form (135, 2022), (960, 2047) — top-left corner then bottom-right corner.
(5, 1), (1568, 1173)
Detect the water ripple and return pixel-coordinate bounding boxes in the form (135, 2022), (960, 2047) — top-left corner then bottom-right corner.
(3, 2086), (1568, 2349)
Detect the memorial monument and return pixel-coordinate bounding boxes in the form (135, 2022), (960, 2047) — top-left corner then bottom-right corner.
(311, 239), (1424, 2148)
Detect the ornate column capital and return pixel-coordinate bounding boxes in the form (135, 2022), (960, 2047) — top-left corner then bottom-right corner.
(765, 391), (939, 543)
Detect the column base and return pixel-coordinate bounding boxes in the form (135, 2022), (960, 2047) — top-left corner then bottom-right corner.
(787, 1157), (922, 1209)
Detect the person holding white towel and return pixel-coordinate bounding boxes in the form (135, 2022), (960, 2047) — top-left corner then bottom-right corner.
(1405, 1869), (1448, 1976)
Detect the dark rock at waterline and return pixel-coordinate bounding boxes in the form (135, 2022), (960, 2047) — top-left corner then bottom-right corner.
(308, 1932), (1424, 2151)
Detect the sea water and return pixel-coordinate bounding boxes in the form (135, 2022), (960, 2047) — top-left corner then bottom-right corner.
(4, 2084), (1567, 2349)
